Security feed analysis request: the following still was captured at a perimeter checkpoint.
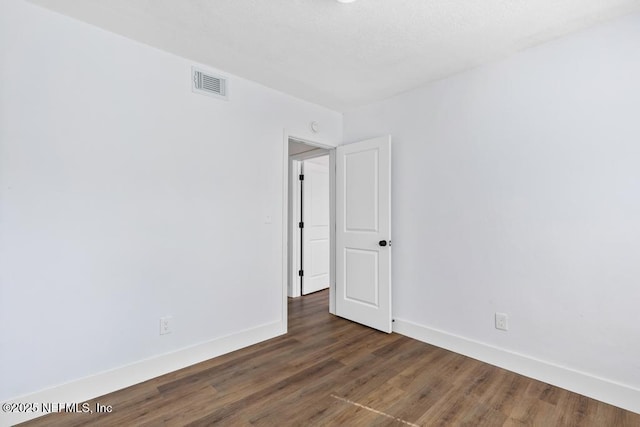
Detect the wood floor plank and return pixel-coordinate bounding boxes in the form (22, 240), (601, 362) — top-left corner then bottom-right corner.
(18, 290), (640, 426)
(186, 358), (345, 426)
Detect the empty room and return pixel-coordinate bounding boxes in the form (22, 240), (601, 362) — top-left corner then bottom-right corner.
(1, 0), (640, 425)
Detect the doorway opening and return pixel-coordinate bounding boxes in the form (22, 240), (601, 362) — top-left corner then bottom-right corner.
(290, 146), (330, 297)
(287, 138), (334, 296)
(283, 136), (337, 332)
(282, 134), (392, 334)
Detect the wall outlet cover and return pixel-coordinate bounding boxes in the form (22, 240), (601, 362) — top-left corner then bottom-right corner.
(160, 316), (173, 335)
(495, 312), (508, 331)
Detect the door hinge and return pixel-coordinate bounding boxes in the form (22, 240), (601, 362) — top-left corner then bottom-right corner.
(299, 174), (304, 181)
(298, 270), (304, 277)
(299, 221), (304, 228)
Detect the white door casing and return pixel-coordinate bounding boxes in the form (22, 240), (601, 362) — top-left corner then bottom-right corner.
(302, 156), (330, 294)
(336, 135), (392, 333)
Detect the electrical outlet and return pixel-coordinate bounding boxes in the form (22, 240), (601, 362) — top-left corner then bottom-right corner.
(495, 312), (508, 331)
(160, 316), (173, 335)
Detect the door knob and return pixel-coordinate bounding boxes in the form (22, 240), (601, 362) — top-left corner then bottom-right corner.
(379, 240), (388, 247)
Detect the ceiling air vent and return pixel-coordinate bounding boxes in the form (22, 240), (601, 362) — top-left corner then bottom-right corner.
(192, 67), (228, 100)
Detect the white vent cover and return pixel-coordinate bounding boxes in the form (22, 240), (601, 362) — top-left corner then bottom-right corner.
(192, 67), (228, 100)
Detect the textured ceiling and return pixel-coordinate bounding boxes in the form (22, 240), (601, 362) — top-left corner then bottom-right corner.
(26, 0), (640, 111)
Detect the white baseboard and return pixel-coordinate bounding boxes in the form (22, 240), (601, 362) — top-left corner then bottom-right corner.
(1, 321), (283, 426)
(393, 318), (640, 415)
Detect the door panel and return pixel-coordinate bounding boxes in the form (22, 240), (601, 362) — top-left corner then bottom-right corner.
(344, 248), (378, 306)
(345, 150), (378, 231)
(336, 135), (391, 333)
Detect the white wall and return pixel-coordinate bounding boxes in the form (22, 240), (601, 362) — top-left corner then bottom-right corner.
(0, 0), (341, 405)
(344, 12), (640, 411)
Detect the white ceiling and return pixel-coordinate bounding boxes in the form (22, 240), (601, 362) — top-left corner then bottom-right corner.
(27, 0), (640, 111)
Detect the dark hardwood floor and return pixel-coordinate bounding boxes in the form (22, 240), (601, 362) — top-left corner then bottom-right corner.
(20, 290), (640, 426)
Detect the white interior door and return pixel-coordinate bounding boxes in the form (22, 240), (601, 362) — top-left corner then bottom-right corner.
(302, 156), (330, 294)
(336, 135), (392, 333)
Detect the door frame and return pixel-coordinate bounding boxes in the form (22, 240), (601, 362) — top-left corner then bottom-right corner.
(282, 131), (337, 333)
